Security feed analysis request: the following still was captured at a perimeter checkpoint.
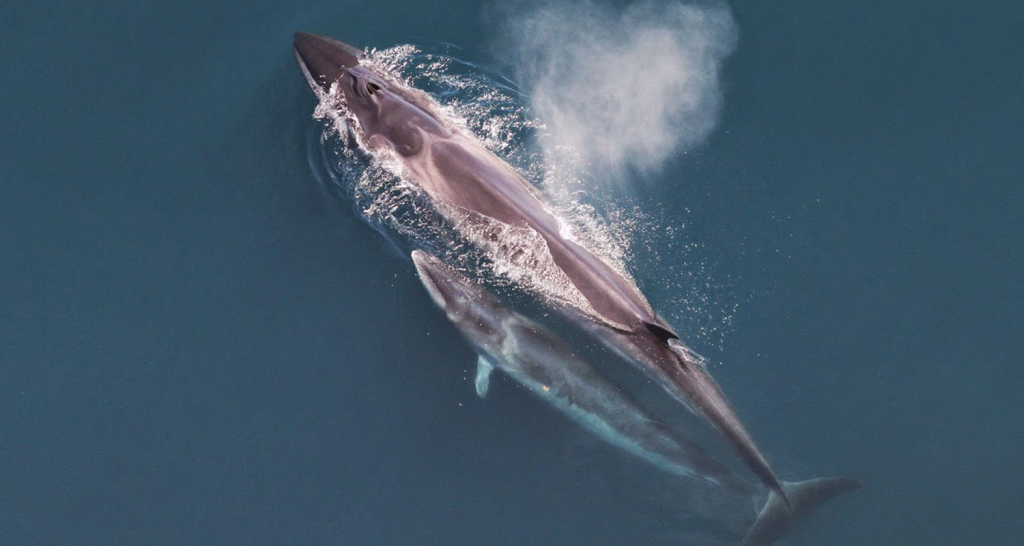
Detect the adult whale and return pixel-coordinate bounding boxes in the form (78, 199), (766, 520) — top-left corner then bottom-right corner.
(293, 32), (785, 501)
(411, 249), (861, 546)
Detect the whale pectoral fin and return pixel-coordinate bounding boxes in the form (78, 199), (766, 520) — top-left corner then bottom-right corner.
(475, 356), (495, 398)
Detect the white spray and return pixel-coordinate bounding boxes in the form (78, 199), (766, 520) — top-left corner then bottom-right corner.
(497, 0), (738, 187)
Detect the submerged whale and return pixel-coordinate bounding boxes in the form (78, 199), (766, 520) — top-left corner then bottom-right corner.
(292, 31), (820, 505)
(411, 249), (861, 545)
(411, 249), (751, 494)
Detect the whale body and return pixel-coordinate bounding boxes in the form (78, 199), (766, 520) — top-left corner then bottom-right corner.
(292, 31), (792, 503)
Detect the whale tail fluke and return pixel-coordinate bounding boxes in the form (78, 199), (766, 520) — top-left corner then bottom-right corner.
(741, 477), (861, 546)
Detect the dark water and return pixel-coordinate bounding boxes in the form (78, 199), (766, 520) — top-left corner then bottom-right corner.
(2, 1), (1022, 545)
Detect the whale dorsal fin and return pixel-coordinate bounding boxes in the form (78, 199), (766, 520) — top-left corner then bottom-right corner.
(475, 356), (495, 398)
(643, 321), (679, 342)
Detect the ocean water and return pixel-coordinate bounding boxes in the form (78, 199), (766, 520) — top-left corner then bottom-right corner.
(2, 1), (1022, 545)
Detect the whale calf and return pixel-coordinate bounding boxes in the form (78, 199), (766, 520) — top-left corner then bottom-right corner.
(294, 31), (815, 505)
(412, 249), (861, 545)
(411, 249), (752, 494)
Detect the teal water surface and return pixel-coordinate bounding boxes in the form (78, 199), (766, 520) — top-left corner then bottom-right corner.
(1, 1), (1022, 545)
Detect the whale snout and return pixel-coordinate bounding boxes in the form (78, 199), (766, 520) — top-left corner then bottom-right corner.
(293, 32), (364, 94)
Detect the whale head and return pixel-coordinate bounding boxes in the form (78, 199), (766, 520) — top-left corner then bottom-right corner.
(294, 33), (387, 117)
(293, 32), (363, 91)
(294, 32), (446, 155)
(411, 250), (511, 349)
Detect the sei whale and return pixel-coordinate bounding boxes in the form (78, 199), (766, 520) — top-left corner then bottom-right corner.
(411, 249), (752, 494)
(294, 31), (816, 505)
(411, 249), (861, 545)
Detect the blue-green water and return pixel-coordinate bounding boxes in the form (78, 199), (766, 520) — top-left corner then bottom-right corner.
(2, 1), (1022, 545)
